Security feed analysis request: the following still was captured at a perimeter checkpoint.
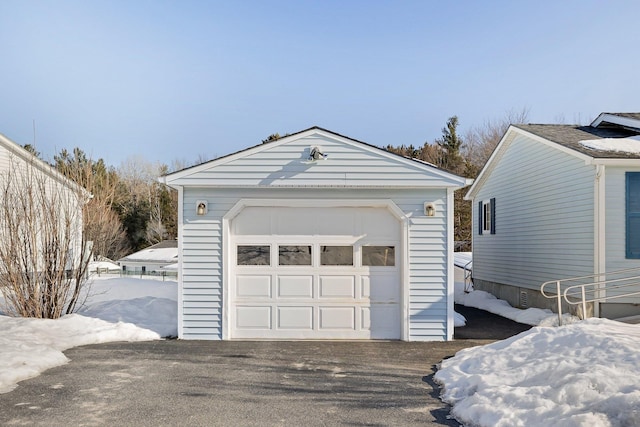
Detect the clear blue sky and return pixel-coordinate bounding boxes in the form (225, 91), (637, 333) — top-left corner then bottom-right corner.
(1, 0), (638, 167)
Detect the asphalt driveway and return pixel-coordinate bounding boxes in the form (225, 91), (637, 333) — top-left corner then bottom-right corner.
(0, 307), (531, 426)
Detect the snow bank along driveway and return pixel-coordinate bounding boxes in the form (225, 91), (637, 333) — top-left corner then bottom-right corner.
(435, 318), (640, 427)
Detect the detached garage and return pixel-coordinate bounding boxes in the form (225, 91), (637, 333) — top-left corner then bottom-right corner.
(160, 127), (470, 341)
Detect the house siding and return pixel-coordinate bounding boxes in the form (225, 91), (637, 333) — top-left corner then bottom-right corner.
(174, 134), (461, 188)
(180, 187), (451, 341)
(604, 167), (640, 303)
(1, 143), (85, 272)
(472, 133), (595, 291)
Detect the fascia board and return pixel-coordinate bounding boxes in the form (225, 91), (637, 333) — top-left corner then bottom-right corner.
(158, 183), (468, 190)
(591, 113), (640, 130)
(0, 133), (91, 200)
(590, 158), (640, 167)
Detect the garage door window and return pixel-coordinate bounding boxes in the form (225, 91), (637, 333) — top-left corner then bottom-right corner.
(362, 246), (395, 266)
(237, 245), (271, 265)
(279, 245), (312, 266)
(320, 246), (354, 266)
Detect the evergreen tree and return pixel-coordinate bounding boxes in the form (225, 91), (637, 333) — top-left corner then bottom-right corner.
(435, 116), (464, 175)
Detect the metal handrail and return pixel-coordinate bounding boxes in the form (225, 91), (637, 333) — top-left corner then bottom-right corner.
(541, 266), (640, 325)
(564, 279), (640, 322)
(463, 259), (473, 293)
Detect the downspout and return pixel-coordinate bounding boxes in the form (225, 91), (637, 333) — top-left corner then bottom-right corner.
(594, 164), (606, 318)
(446, 187), (455, 340)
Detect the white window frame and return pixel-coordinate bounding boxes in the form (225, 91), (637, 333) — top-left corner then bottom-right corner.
(482, 200), (492, 233)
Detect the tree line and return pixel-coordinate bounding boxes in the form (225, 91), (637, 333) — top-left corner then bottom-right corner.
(34, 109), (527, 260)
(0, 110), (526, 320)
(22, 148), (182, 261)
(385, 109), (529, 249)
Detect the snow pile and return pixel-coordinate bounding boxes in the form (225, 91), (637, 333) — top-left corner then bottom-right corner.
(454, 276), (553, 326)
(580, 135), (640, 154)
(0, 277), (177, 394)
(454, 311), (467, 327)
(78, 277), (178, 337)
(436, 319), (640, 427)
(0, 314), (159, 394)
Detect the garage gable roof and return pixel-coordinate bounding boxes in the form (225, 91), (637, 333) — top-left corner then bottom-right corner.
(161, 127), (470, 189)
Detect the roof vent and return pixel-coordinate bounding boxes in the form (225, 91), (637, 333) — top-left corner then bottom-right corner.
(520, 290), (528, 309)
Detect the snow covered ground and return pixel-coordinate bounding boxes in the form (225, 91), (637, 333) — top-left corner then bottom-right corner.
(436, 318), (640, 427)
(1, 263), (639, 427)
(444, 253), (640, 427)
(0, 276), (176, 394)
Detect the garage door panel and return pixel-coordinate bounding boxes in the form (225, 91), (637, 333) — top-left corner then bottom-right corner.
(236, 275), (272, 298)
(319, 306), (356, 330)
(361, 209), (399, 239)
(233, 207), (272, 235)
(231, 206), (401, 340)
(278, 275), (313, 298)
(316, 210), (356, 235)
(277, 306), (313, 329)
(368, 273), (401, 302)
(368, 305), (401, 339)
(276, 210), (310, 235)
(236, 306), (272, 329)
(319, 276), (355, 298)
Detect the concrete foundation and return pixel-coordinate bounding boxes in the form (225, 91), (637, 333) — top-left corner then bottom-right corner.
(472, 278), (594, 319)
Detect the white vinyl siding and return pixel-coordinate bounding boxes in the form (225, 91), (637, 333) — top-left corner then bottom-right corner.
(604, 167), (640, 302)
(472, 133), (595, 290)
(179, 187), (450, 341)
(172, 134), (463, 188)
(0, 143), (86, 273)
(0, 146), (10, 171)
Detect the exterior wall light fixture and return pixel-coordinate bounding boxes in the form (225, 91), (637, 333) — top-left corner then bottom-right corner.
(309, 147), (327, 161)
(196, 200), (208, 216)
(424, 202), (436, 217)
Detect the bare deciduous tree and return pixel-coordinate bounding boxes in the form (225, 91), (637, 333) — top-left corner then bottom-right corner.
(0, 155), (92, 318)
(463, 108), (530, 176)
(55, 148), (130, 261)
(117, 156), (178, 248)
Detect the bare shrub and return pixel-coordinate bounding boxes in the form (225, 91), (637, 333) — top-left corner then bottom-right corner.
(0, 154), (92, 318)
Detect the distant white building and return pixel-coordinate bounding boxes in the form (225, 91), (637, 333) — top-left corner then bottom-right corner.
(118, 240), (178, 274)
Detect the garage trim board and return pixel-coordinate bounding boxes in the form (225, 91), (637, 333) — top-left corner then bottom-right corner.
(222, 199), (409, 340)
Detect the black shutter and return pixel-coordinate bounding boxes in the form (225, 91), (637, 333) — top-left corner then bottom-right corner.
(478, 201), (483, 235)
(490, 198), (496, 235)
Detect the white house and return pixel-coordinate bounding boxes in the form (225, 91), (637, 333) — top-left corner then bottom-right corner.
(118, 240), (178, 274)
(465, 113), (640, 319)
(0, 133), (89, 272)
(161, 127), (470, 341)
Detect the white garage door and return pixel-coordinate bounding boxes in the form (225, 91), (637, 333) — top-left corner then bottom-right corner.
(229, 206), (401, 339)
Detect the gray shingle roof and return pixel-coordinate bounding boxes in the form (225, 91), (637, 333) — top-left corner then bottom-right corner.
(513, 124), (640, 159)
